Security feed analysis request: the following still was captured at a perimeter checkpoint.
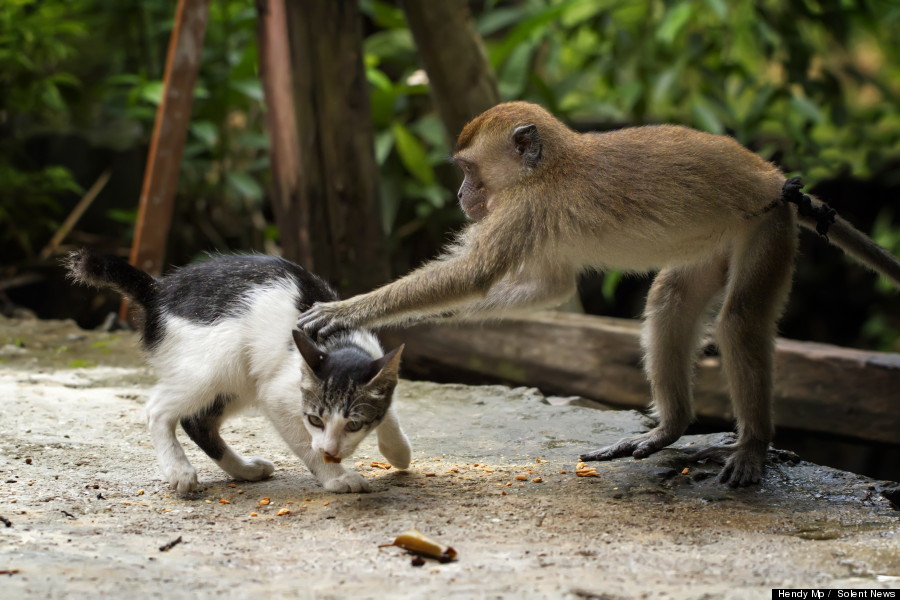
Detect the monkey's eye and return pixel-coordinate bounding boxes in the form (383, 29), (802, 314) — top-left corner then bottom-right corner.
(308, 415), (324, 428)
(345, 420), (364, 433)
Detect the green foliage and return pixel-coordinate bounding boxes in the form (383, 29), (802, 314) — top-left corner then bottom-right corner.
(361, 0), (460, 241)
(480, 0), (900, 183)
(2, 0), (898, 348)
(0, 0), (87, 259)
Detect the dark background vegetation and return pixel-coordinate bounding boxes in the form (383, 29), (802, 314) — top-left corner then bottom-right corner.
(1, 0), (898, 351)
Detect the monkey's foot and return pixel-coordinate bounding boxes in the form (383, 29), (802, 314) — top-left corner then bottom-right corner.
(690, 438), (768, 487)
(579, 428), (682, 462)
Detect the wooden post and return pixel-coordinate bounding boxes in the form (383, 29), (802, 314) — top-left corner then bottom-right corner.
(128, 0), (210, 278)
(280, 0), (389, 294)
(256, 0), (314, 269)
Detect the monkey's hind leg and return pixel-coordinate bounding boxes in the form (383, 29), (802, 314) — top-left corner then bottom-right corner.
(693, 207), (797, 487)
(581, 259), (726, 463)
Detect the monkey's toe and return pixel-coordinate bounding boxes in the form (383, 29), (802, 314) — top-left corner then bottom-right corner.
(581, 430), (679, 462)
(692, 440), (766, 487)
(718, 454), (765, 487)
(689, 444), (735, 465)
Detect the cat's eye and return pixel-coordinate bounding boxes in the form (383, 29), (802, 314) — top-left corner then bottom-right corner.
(308, 415), (324, 428)
(345, 421), (364, 433)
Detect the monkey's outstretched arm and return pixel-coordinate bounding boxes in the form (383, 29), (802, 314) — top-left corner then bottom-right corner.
(298, 216), (539, 338)
(424, 264), (576, 324)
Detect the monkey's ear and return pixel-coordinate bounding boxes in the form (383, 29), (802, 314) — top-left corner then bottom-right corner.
(512, 124), (542, 169)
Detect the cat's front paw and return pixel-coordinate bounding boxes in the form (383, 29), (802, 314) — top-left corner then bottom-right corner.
(322, 471), (370, 494)
(232, 457), (275, 482)
(379, 435), (411, 470)
(167, 464), (199, 493)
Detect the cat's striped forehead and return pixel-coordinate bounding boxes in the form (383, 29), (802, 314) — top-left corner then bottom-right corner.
(304, 346), (395, 423)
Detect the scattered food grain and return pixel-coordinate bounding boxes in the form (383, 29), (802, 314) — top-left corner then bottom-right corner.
(424, 472), (437, 478)
(370, 461), (392, 470)
(532, 477), (543, 483)
(575, 467), (599, 478)
(258, 497), (271, 506)
(514, 475), (528, 481)
(276, 509), (291, 516)
(218, 499), (230, 505)
(681, 467), (690, 475)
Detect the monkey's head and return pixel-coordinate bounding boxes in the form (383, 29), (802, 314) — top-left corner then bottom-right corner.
(453, 102), (561, 221)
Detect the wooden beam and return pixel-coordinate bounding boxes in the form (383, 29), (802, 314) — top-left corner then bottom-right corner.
(128, 0), (210, 277)
(381, 312), (900, 444)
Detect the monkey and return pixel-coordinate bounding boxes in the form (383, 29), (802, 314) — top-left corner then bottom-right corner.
(298, 101), (900, 487)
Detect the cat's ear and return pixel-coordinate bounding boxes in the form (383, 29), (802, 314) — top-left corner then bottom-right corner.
(366, 345), (404, 386)
(292, 329), (326, 374)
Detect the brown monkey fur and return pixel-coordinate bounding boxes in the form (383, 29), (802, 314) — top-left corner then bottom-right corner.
(299, 101), (900, 487)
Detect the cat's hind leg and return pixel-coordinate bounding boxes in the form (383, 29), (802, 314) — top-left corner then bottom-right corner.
(146, 386), (200, 493)
(180, 394), (274, 483)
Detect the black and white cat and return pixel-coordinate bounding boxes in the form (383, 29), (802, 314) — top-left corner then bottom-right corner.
(66, 250), (410, 493)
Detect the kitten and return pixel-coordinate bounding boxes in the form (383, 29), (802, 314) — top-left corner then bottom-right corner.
(65, 250), (411, 493)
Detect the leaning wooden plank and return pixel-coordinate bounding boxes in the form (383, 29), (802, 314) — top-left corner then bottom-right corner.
(399, 0), (500, 141)
(381, 311), (900, 444)
(128, 0), (210, 277)
(255, 0), (313, 269)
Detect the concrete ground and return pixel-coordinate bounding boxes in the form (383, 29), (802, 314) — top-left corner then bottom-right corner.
(1, 316), (898, 599)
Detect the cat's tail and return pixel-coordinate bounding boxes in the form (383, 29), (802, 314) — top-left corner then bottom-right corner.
(65, 248), (157, 308)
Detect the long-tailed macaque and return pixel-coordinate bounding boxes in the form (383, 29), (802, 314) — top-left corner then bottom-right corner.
(299, 101), (900, 487)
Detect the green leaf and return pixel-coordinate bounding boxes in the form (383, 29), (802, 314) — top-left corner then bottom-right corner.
(374, 130), (394, 166)
(226, 172), (264, 202)
(190, 121), (218, 148)
(365, 65), (394, 92)
(691, 98), (724, 134)
(602, 270), (623, 302)
(490, 0), (577, 68)
(790, 92), (824, 124)
(229, 79), (264, 102)
(656, 3), (694, 45)
(364, 29), (414, 60)
(498, 41), (534, 98)
(140, 81), (164, 106)
(391, 122), (434, 186)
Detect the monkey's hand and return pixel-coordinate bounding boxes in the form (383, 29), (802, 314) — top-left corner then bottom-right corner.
(297, 300), (361, 340)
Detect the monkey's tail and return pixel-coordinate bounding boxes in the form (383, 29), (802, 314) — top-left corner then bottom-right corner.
(64, 248), (158, 308)
(783, 177), (900, 288)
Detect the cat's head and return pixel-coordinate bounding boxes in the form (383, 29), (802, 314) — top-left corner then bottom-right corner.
(292, 330), (403, 463)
